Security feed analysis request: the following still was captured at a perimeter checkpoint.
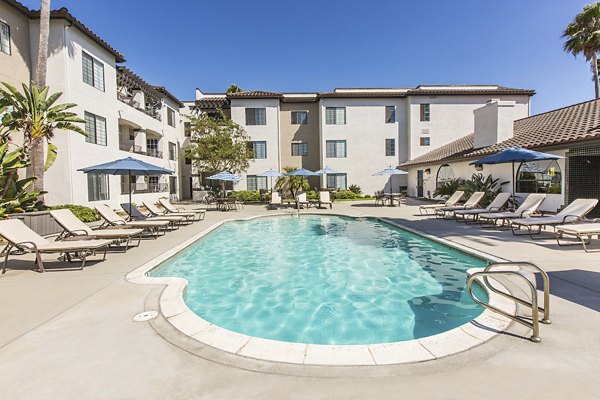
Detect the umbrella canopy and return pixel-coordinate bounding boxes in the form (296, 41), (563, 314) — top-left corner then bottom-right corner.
(373, 166), (408, 176)
(470, 147), (563, 205)
(78, 157), (173, 213)
(207, 171), (242, 181)
(285, 168), (319, 177)
(257, 169), (284, 177)
(470, 147), (563, 165)
(78, 156), (173, 176)
(315, 166), (340, 175)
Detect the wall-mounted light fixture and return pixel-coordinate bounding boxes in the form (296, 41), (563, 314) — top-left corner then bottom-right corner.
(474, 164), (483, 171)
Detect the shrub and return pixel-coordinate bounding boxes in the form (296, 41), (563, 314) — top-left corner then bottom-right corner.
(229, 190), (263, 202)
(48, 204), (99, 222)
(306, 190), (319, 200)
(332, 190), (362, 200)
(348, 184), (362, 195)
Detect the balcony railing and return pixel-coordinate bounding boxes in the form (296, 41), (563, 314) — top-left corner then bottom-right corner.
(117, 93), (162, 122)
(121, 182), (169, 195)
(119, 142), (163, 159)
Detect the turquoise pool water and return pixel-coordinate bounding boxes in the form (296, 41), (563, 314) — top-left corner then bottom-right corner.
(152, 215), (488, 345)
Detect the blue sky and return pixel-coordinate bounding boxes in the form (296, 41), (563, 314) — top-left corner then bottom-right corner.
(21, 0), (595, 114)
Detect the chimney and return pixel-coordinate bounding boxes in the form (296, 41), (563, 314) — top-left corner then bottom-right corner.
(473, 100), (516, 149)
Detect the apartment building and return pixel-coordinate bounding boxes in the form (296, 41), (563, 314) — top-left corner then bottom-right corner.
(0, 1), (187, 207)
(188, 86), (533, 195)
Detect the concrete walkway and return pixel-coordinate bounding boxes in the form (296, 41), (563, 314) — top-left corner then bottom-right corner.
(1, 201), (599, 399)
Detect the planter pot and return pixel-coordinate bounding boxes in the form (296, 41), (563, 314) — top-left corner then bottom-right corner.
(9, 211), (62, 236)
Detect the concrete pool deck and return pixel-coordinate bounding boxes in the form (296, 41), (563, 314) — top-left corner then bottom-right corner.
(1, 200), (599, 399)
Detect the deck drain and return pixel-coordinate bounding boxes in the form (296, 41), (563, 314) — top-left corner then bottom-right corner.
(133, 311), (158, 322)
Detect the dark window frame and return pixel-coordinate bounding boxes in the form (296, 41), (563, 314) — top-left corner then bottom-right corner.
(420, 137), (431, 146)
(325, 107), (346, 125)
(291, 142), (308, 156)
(245, 108), (267, 125)
(385, 106), (395, 123)
(385, 138), (396, 156)
(82, 51), (105, 91)
(420, 104), (430, 121)
(0, 21), (11, 55)
(249, 141), (267, 159)
(87, 174), (110, 201)
(291, 110), (308, 125)
(84, 111), (107, 146)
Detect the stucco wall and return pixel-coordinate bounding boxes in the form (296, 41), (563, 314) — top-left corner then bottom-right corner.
(0, 3), (31, 87)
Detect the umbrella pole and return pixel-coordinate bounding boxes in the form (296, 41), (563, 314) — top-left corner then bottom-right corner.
(512, 162), (515, 209)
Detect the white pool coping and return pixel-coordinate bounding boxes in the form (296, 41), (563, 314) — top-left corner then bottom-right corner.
(126, 213), (517, 366)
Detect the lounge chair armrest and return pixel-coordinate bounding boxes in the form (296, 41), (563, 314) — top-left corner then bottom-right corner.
(519, 209), (538, 217)
(592, 218), (600, 223)
(488, 207), (502, 212)
(69, 229), (92, 236)
(13, 241), (38, 251)
(110, 220), (127, 226)
(562, 215), (582, 223)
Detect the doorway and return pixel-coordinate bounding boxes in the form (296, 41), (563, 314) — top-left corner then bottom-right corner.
(417, 170), (424, 197)
(567, 154), (600, 217)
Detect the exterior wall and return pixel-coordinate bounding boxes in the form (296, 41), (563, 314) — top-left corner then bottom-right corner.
(230, 98), (280, 190)
(319, 97), (407, 195)
(279, 102), (320, 171)
(0, 2), (31, 87)
(404, 148), (567, 213)
(406, 95), (530, 160)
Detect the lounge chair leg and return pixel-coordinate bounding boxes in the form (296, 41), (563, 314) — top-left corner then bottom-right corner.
(2, 244), (12, 274)
(35, 251), (45, 273)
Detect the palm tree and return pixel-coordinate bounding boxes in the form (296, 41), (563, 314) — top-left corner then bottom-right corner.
(563, 2), (600, 99)
(226, 84), (243, 94)
(275, 167), (309, 199)
(27, 0), (51, 195)
(0, 82), (85, 174)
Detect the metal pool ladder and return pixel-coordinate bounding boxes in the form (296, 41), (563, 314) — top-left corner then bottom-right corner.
(467, 262), (551, 343)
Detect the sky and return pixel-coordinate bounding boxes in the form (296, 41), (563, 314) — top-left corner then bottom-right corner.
(19, 0), (596, 114)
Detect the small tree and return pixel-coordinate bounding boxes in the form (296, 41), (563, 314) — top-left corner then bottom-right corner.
(275, 167), (309, 199)
(184, 110), (252, 178)
(226, 84), (243, 94)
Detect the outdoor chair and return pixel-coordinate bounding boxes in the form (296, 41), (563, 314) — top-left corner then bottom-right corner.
(158, 198), (205, 221)
(95, 204), (170, 238)
(120, 203), (185, 228)
(454, 192), (511, 223)
(419, 191), (465, 215)
(50, 209), (143, 251)
(319, 191), (333, 209)
(269, 192), (282, 209)
(478, 193), (546, 228)
(296, 192), (309, 209)
(435, 192), (485, 219)
(374, 191), (387, 207)
(509, 198), (599, 239)
(555, 220), (600, 252)
(0, 219), (112, 273)
(143, 201), (195, 224)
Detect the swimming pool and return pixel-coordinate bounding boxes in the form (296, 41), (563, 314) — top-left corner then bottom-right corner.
(152, 215), (489, 345)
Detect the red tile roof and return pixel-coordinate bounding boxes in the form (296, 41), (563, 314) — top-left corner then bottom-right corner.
(227, 90), (283, 99)
(400, 99), (600, 168)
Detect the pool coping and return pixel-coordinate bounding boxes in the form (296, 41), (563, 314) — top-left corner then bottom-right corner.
(126, 212), (517, 366)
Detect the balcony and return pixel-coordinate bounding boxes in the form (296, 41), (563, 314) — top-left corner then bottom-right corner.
(121, 182), (169, 195)
(118, 93), (162, 121)
(119, 141), (163, 159)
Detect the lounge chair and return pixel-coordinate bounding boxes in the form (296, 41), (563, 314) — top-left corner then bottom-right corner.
(296, 192), (309, 209)
(419, 191), (464, 215)
(143, 201), (194, 224)
(120, 203), (185, 228)
(555, 220), (600, 252)
(510, 199), (599, 239)
(454, 192), (511, 223)
(50, 209), (143, 251)
(319, 191), (333, 209)
(95, 204), (170, 238)
(158, 198), (205, 221)
(0, 219), (111, 273)
(435, 192), (485, 219)
(478, 193), (546, 228)
(269, 191), (282, 209)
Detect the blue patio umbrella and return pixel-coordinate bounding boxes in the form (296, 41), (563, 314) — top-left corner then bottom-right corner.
(78, 156), (173, 213)
(207, 171), (242, 195)
(470, 147), (563, 204)
(315, 166), (340, 174)
(373, 166), (408, 196)
(257, 169), (284, 191)
(285, 168), (319, 177)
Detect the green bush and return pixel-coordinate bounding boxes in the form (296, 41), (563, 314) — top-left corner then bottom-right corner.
(229, 190), (264, 202)
(48, 204), (100, 222)
(348, 184), (362, 195)
(332, 190), (362, 200)
(306, 190), (318, 200)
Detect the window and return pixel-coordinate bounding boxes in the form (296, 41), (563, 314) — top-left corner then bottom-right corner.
(245, 108), (266, 125)
(420, 104), (430, 121)
(148, 176), (159, 192)
(146, 138), (160, 157)
(326, 173), (347, 190)
(168, 142), (177, 160)
(169, 176), (177, 195)
(326, 140), (347, 158)
(87, 174), (109, 201)
(167, 107), (176, 127)
(247, 175), (268, 191)
(291, 110), (308, 125)
(420, 137), (430, 146)
(325, 107), (346, 124)
(291, 142), (308, 156)
(84, 112), (107, 145)
(82, 52), (104, 91)
(436, 164), (455, 188)
(185, 157), (192, 165)
(0, 22), (10, 55)
(249, 141), (267, 159)
(516, 160), (562, 194)
(385, 139), (395, 156)
(184, 122), (191, 137)
(385, 106), (395, 123)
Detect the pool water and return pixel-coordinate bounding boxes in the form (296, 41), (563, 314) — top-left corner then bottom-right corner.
(152, 215), (488, 345)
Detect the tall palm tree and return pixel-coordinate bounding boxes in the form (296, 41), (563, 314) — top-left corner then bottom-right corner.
(563, 2), (600, 99)
(27, 0), (51, 195)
